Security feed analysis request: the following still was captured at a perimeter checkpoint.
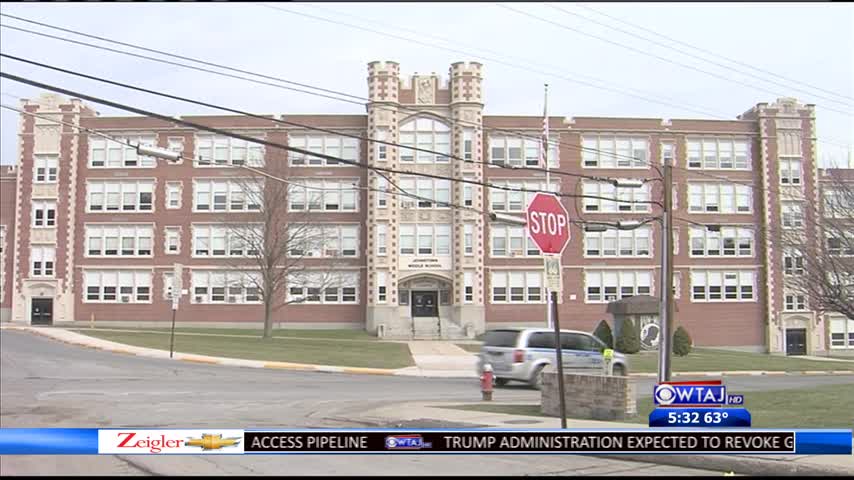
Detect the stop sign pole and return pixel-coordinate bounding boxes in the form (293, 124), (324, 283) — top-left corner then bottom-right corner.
(526, 192), (570, 429)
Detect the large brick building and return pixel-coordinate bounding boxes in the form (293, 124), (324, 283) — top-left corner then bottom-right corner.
(0, 60), (848, 355)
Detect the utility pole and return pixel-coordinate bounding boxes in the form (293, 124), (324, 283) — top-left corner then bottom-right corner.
(543, 83), (552, 329)
(658, 155), (674, 383)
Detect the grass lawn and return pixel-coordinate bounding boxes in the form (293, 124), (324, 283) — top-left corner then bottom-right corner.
(440, 383), (854, 428)
(455, 344), (482, 353)
(627, 348), (854, 373)
(77, 330), (414, 369)
(68, 326), (375, 341)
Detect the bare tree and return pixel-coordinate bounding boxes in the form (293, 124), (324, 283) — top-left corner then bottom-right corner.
(780, 168), (854, 321)
(218, 161), (344, 339)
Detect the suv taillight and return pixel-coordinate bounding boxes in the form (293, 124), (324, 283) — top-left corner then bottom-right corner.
(512, 349), (525, 363)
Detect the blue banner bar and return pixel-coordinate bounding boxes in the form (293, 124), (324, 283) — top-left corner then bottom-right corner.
(0, 428), (98, 454)
(796, 430), (853, 455)
(649, 408), (752, 428)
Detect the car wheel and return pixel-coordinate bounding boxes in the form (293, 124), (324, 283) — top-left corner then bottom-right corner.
(612, 364), (626, 377)
(529, 366), (545, 390)
(494, 378), (510, 387)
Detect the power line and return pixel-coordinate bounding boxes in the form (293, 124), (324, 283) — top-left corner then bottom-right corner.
(576, 4), (854, 103)
(500, 4), (854, 118)
(550, 4), (852, 108)
(0, 70), (661, 208)
(0, 52), (655, 190)
(0, 16), (667, 170)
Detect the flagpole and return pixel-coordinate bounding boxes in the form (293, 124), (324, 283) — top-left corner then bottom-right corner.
(544, 83), (552, 329)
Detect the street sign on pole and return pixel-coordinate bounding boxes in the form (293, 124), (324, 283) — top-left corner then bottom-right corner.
(170, 263), (183, 358)
(544, 255), (561, 292)
(526, 193), (570, 255)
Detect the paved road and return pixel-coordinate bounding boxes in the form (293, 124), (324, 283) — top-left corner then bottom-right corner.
(3, 330), (851, 476)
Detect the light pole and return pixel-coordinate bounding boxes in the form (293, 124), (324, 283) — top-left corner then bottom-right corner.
(658, 156), (675, 383)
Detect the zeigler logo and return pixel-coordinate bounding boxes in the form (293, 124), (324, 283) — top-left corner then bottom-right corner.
(98, 429), (244, 454)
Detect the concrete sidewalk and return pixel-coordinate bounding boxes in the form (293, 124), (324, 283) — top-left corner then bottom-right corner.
(332, 400), (854, 476)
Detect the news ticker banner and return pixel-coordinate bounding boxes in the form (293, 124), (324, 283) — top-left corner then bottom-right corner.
(0, 429), (850, 455)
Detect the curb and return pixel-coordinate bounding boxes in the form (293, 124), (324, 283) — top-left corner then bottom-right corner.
(3, 326), (853, 378)
(340, 416), (853, 477)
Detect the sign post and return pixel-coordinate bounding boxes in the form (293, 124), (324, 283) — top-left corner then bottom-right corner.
(526, 193), (571, 429)
(170, 264), (183, 359)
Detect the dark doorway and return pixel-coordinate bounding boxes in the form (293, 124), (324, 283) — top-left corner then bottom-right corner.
(411, 291), (438, 317)
(786, 328), (807, 356)
(31, 298), (53, 325)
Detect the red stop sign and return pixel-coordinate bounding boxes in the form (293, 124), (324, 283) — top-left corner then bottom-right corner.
(526, 192), (570, 255)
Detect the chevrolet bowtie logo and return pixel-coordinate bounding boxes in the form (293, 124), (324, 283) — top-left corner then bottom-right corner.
(186, 433), (241, 450)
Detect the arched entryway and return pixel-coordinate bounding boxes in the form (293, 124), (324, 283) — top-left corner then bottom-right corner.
(399, 274), (452, 338)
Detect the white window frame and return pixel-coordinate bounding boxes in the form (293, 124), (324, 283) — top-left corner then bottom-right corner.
(376, 271), (387, 303)
(286, 271), (359, 305)
(86, 180), (155, 213)
(463, 271), (474, 303)
(84, 269), (153, 303)
(489, 135), (558, 168)
(34, 154), (59, 182)
(582, 181), (651, 213)
(462, 129), (474, 162)
(779, 159), (803, 186)
(195, 133), (265, 168)
(490, 224), (541, 257)
(490, 271), (544, 304)
(829, 317), (854, 349)
(581, 135), (649, 169)
(85, 224), (154, 257)
(288, 133), (359, 166)
(781, 202), (804, 228)
(32, 200), (57, 228)
(287, 179), (358, 213)
(191, 270), (262, 304)
(584, 270), (653, 303)
(689, 227), (754, 258)
(399, 117), (451, 164)
(193, 179), (263, 213)
(398, 177), (451, 209)
(690, 269), (756, 302)
(30, 245), (55, 277)
(583, 227), (653, 258)
(784, 292), (808, 312)
(688, 183), (752, 214)
(192, 224), (264, 258)
(686, 137), (751, 170)
(464, 224), (474, 256)
(165, 227), (181, 255)
(166, 182), (182, 209)
(783, 249), (805, 276)
(376, 224), (387, 256)
(399, 223), (452, 256)
(489, 180), (558, 213)
(374, 129), (388, 162)
(89, 135), (157, 169)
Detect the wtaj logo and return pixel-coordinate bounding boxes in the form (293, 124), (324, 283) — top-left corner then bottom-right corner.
(654, 381), (744, 406)
(385, 435), (432, 450)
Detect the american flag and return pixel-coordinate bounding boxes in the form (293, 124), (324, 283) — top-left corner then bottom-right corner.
(541, 84), (549, 170)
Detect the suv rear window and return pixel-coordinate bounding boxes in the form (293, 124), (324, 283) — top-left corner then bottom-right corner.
(483, 330), (520, 347)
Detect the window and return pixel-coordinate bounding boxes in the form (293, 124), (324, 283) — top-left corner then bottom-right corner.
(90, 135), (157, 168)
(376, 271), (387, 303)
(673, 272), (682, 299)
(585, 270), (652, 303)
(781, 202), (804, 228)
(191, 270), (262, 304)
(581, 135), (648, 168)
(783, 249), (805, 276)
(491, 225), (540, 257)
(399, 224), (452, 256)
(196, 134), (265, 167)
(34, 154), (58, 182)
(583, 181), (651, 213)
(463, 129), (474, 162)
(193, 224), (263, 257)
(87, 180), (154, 212)
(400, 117), (450, 164)
(32, 200), (57, 228)
(85, 225), (153, 257)
(661, 141), (675, 165)
(288, 179), (358, 212)
(463, 177), (474, 207)
(823, 189), (854, 218)
(84, 270), (152, 303)
(489, 180), (558, 212)
(31, 246), (55, 277)
(830, 318), (854, 349)
(398, 177), (451, 209)
(376, 176), (388, 208)
(827, 234), (854, 256)
(376, 224), (387, 256)
(489, 135), (558, 168)
(688, 183), (752, 214)
(784, 293), (807, 311)
(166, 182), (182, 209)
(464, 271), (474, 303)
(165, 227), (180, 254)
(464, 224), (474, 256)
(288, 225), (358, 258)
(286, 271), (359, 304)
(194, 179), (262, 212)
(374, 129), (388, 161)
(491, 271), (544, 303)
(686, 138), (750, 170)
(691, 270), (755, 302)
(167, 137), (184, 155)
(689, 227), (754, 257)
(584, 227), (652, 258)
(288, 133), (358, 166)
(780, 159), (802, 186)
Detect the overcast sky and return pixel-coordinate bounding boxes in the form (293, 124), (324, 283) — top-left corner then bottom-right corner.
(1, 2), (852, 167)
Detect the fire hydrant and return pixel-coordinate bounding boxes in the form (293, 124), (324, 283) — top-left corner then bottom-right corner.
(480, 363), (494, 401)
